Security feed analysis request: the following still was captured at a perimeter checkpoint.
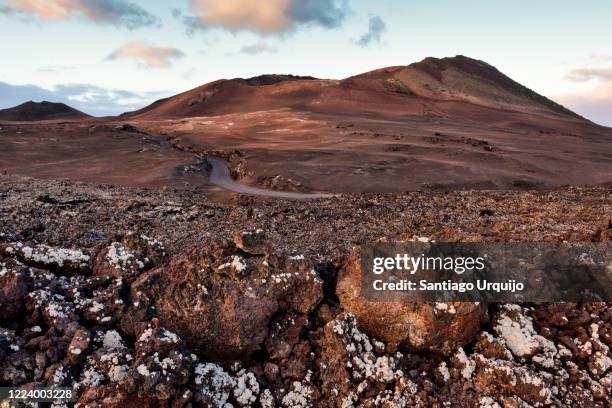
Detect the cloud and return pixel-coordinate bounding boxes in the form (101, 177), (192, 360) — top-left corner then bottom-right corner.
(177, 0), (348, 35)
(585, 54), (612, 64)
(553, 78), (612, 127)
(239, 42), (278, 55)
(106, 42), (185, 68)
(355, 15), (386, 47)
(553, 84), (612, 127)
(288, 0), (348, 29)
(0, 82), (58, 107)
(191, 0), (290, 33)
(0, 80), (170, 116)
(1, 0), (159, 29)
(566, 66), (612, 82)
(36, 65), (76, 73)
(557, 63), (612, 126)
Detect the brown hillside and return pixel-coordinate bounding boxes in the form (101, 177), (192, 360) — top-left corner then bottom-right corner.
(0, 101), (90, 121)
(122, 56), (585, 123)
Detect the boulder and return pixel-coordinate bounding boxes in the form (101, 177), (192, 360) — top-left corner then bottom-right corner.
(336, 246), (486, 352)
(1, 242), (90, 274)
(232, 229), (269, 255)
(92, 233), (167, 282)
(125, 237), (322, 359)
(0, 258), (31, 319)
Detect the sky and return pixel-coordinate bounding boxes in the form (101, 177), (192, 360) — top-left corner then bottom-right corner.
(0, 0), (611, 126)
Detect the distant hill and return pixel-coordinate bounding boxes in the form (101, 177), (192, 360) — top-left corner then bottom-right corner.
(0, 101), (90, 121)
(352, 55), (584, 120)
(1, 56), (609, 193)
(122, 55), (585, 122)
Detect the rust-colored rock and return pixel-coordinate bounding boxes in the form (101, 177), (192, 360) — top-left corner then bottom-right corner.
(336, 246), (486, 352)
(1, 175), (611, 407)
(0, 259), (31, 319)
(232, 229), (269, 255)
(126, 240), (322, 359)
(65, 329), (90, 365)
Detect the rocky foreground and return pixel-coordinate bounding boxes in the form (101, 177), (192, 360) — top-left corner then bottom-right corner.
(0, 175), (611, 407)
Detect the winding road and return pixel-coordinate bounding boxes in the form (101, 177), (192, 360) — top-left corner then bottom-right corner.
(207, 157), (334, 199)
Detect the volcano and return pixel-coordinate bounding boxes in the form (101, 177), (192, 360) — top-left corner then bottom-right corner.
(115, 55), (611, 192)
(122, 55), (584, 122)
(0, 100), (90, 122)
(1, 56), (610, 192)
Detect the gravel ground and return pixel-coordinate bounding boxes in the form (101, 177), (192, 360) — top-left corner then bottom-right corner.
(0, 175), (610, 407)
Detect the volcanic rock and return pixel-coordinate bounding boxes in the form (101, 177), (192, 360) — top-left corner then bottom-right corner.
(0, 258), (32, 319)
(0, 176), (610, 406)
(232, 229), (269, 255)
(92, 232), (167, 281)
(0, 242), (91, 275)
(336, 246), (486, 352)
(125, 239), (323, 359)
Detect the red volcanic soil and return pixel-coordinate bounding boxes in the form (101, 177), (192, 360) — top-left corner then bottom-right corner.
(0, 123), (210, 189)
(1, 56), (611, 193)
(122, 56), (584, 121)
(0, 100), (90, 121)
(123, 56), (612, 193)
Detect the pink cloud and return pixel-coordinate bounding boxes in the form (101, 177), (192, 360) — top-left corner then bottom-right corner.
(183, 0), (348, 35)
(566, 66), (612, 82)
(3, 0), (158, 29)
(106, 42), (185, 69)
(558, 63), (612, 126)
(553, 82), (612, 127)
(193, 0), (291, 33)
